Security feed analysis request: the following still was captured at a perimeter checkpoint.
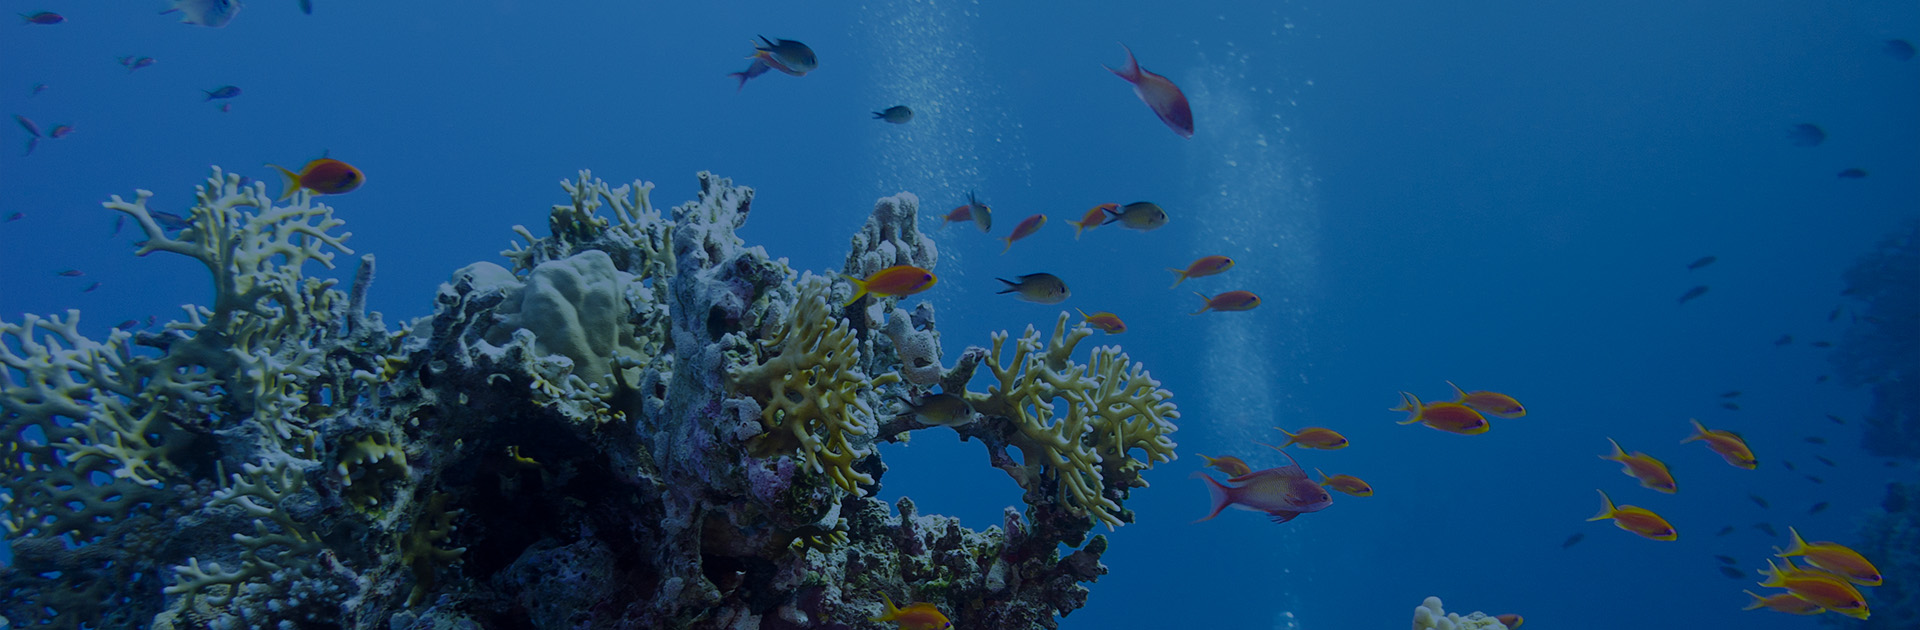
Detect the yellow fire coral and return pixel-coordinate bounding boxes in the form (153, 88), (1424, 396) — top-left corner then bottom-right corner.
(730, 275), (898, 495)
(970, 313), (1179, 529)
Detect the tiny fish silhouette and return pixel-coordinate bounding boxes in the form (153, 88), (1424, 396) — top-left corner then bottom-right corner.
(1755, 522), (1778, 537)
(1808, 502), (1829, 514)
(1687, 256), (1717, 270)
(1827, 307), (1843, 321)
(1749, 494), (1770, 509)
(1804, 475), (1824, 484)
(1719, 566), (1746, 579)
(1715, 525), (1736, 537)
(82, 281), (101, 293)
(1837, 168), (1868, 179)
(202, 85), (241, 100)
(114, 319), (139, 331)
(1810, 341), (1833, 348)
(1720, 390), (1741, 398)
(1774, 334), (1793, 346)
(1561, 533), (1585, 549)
(1804, 436), (1827, 445)
(1815, 455), (1836, 467)
(4, 211), (21, 222)
(1827, 414), (1845, 424)
(1789, 123), (1826, 147)
(1716, 555), (1739, 565)
(1782, 459), (1797, 471)
(1678, 285), (1709, 304)
(1815, 375), (1829, 384)
(1721, 402), (1741, 411)
(56, 269), (83, 277)
(111, 215), (124, 236)
(1888, 39), (1917, 61)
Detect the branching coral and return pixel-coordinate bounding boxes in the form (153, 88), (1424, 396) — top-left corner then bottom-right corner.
(966, 313), (1179, 530)
(731, 275), (899, 495)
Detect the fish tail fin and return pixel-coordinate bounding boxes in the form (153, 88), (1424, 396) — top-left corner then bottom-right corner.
(1392, 391), (1423, 424)
(1167, 267), (1187, 288)
(1105, 42), (1141, 83)
(994, 278), (1018, 295)
(1313, 468), (1329, 485)
(268, 163), (302, 202)
(867, 592), (900, 622)
(23, 136), (35, 156)
(1782, 526), (1810, 556)
(1190, 291), (1211, 315)
(1190, 471), (1232, 523)
(1446, 380), (1468, 401)
(1587, 489), (1617, 522)
(1681, 418), (1709, 443)
(1740, 590), (1769, 611)
(1601, 437), (1626, 461)
(839, 275), (870, 308)
(1068, 219), (1088, 240)
(1001, 236), (1014, 254)
(1271, 426), (1298, 447)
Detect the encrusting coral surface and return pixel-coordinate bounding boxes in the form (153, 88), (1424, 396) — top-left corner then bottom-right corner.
(0, 167), (1179, 630)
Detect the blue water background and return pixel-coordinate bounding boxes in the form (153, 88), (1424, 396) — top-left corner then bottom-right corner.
(3, 1), (1917, 629)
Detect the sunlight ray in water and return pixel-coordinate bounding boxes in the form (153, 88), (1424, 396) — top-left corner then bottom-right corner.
(1187, 48), (1322, 452)
(857, 0), (1034, 289)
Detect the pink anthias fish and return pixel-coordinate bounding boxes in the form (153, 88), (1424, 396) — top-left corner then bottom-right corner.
(1192, 449), (1332, 524)
(1105, 43), (1193, 138)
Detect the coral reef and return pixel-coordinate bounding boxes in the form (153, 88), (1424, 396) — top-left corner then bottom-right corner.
(1831, 480), (1920, 629)
(0, 168), (1179, 630)
(1411, 596), (1506, 630)
(1831, 219), (1920, 460)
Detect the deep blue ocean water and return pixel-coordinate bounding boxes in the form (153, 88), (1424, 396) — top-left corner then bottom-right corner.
(3, 1), (1916, 628)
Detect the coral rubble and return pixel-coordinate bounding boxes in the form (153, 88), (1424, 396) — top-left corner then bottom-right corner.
(0, 167), (1179, 630)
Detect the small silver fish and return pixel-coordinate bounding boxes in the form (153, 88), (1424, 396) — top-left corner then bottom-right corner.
(898, 393), (973, 427)
(873, 105), (913, 124)
(1103, 201), (1169, 231)
(995, 273), (1069, 304)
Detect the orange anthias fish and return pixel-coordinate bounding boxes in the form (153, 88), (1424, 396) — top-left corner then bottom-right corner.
(1587, 489), (1677, 541)
(1168, 255), (1233, 288)
(269, 158), (364, 201)
(1777, 527), (1882, 586)
(1742, 590), (1825, 615)
(1757, 558), (1870, 619)
(869, 592), (951, 630)
(1682, 418), (1757, 469)
(1192, 450), (1332, 524)
(1445, 381), (1525, 418)
(1105, 43), (1193, 138)
(842, 265), (938, 306)
(1196, 453), (1251, 477)
(1191, 290), (1260, 314)
(1391, 392), (1489, 435)
(1065, 203), (1116, 239)
(1314, 468), (1373, 497)
(1493, 614), (1524, 629)
(1075, 308), (1126, 334)
(1001, 214), (1046, 253)
(1600, 438), (1677, 493)
(1272, 426), (1349, 450)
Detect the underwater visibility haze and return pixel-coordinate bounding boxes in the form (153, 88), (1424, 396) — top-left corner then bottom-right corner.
(2, 1), (1917, 629)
